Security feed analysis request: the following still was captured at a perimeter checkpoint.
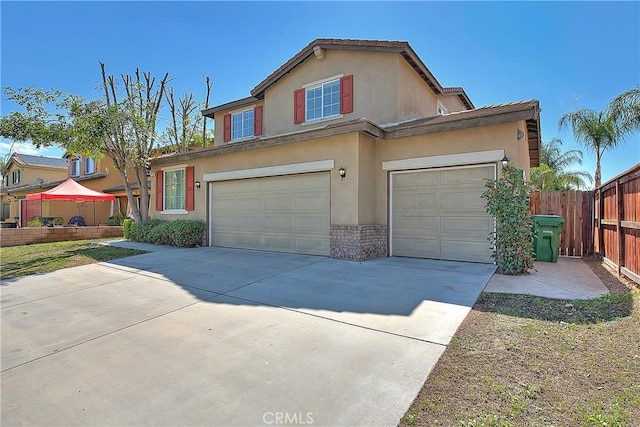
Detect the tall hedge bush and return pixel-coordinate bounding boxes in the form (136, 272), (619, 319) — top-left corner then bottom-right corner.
(129, 218), (205, 248)
(482, 166), (534, 275)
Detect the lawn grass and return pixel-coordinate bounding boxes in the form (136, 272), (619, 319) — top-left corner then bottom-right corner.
(401, 262), (640, 427)
(0, 240), (147, 280)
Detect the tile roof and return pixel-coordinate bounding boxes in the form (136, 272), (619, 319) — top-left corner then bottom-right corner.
(11, 153), (68, 169)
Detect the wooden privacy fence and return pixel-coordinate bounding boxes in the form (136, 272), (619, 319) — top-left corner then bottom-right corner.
(594, 163), (640, 285)
(529, 190), (594, 257)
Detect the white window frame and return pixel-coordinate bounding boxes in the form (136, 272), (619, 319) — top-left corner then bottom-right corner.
(231, 109), (254, 142)
(161, 165), (188, 215)
(437, 101), (448, 116)
(302, 74), (344, 124)
(84, 157), (96, 175)
(12, 170), (20, 184)
(70, 158), (80, 177)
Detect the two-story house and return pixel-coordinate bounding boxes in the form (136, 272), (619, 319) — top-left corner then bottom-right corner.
(1, 153), (68, 225)
(1, 151), (142, 226)
(150, 39), (541, 262)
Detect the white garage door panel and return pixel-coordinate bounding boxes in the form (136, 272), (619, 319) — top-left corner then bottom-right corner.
(211, 172), (330, 256)
(392, 165), (494, 263)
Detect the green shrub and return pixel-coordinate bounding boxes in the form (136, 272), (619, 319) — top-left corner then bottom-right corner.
(27, 217), (45, 227)
(129, 218), (164, 243)
(482, 166), (535, 275)
(169, 220), (206, 247)
(123, 218), (135, 239)
(129, 218), (205, 247)
(53, 217), (64, 226)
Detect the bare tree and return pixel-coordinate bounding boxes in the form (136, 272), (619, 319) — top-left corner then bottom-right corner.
(98, 63), (169, 222)
(163, 76), (213, 152)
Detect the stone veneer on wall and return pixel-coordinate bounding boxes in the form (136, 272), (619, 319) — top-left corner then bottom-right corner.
(330, 224), (388, 261)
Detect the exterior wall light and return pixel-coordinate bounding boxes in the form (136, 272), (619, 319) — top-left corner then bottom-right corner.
(195, 181), (201, 189)
(338, 167), (346, 180)
(501, 156), (510, 168)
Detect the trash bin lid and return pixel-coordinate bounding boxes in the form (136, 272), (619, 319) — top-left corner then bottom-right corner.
(531, 215), (565, 226)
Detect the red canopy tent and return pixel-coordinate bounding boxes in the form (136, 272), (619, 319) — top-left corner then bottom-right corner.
(26, 178), (115, 202)
(25, 178), (115, 226)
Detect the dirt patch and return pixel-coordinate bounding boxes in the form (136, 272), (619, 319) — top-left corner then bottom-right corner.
(401, 258), (640, 427)
(583, 255), (638, 294)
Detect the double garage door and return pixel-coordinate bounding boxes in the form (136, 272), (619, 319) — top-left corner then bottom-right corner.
(209, 165), (494, 263)
(391, 165), (495, 263)
(210, 172), (330, 256)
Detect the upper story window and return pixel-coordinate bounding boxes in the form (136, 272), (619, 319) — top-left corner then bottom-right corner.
(306, 80), (340, 121)
(437, 101), (448, 116)
(2, 174), (8, 187)
(232, 109), (254, 141)
(223, 106), (263, 143)
(70, 158), (80, 177)
(294, 74), (353, 124)
(12, 170), (20, 184)
(84, 157), (96, 175)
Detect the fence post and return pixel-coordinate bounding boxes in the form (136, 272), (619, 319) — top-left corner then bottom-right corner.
(616, 180), (623, 275)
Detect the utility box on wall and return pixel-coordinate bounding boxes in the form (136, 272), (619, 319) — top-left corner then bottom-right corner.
(532, 215), (565, 263)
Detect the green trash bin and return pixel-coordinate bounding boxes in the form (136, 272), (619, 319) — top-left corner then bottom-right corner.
(531, 215), (565, 263)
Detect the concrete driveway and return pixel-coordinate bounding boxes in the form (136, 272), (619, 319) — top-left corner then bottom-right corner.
(1, 247), (495, 426)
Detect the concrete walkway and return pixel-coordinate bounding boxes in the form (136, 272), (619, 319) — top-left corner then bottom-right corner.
(1, 247), (495, 426)
(484, 256), (609, 299)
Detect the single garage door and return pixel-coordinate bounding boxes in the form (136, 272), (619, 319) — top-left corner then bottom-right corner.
(210, 172), (330, 255)
(391, 165), (494, 263)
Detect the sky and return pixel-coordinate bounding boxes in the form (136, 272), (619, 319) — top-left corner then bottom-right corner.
(1, 1), (639, 185)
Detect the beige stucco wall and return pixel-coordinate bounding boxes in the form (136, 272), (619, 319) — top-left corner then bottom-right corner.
(152, 134), (362, 226)
(438, 94), (467, 113)
(3, 163), (67, 191)
(213, 50), (453, 143)
(373, 121), (531, 224)
(397, 57), (438, 120)
(153, 119), (532, 237)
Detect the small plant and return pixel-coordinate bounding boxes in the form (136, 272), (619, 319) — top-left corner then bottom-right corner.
(482, 166), (534, 275)
(123, 218), (135, 239)
(27, 217), (45, 227)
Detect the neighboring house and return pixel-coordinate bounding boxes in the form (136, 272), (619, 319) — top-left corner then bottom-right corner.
(150, 38), (541, 263)
(0, 151), (140, 226)
(1, 153), (68, 223)
(64, 154), (146, 222)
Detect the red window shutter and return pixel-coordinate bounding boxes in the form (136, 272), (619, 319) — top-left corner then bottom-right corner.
(155, 171), (163, 212)
(294, 88), (305, 124)
(223, 114), (231, 142)
(185, 166), (195, 211)
(340, 75), (354, 114)
(254, 105), (263, 136)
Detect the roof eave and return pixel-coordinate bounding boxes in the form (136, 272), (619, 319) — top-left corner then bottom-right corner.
(202, 96), (259, 118)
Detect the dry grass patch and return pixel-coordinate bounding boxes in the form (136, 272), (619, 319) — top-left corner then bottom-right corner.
(401, 259), (639, 427)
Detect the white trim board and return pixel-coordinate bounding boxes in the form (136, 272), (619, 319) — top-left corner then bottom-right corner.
(382, 149), (504, 171)
(203, 160), (335, 182)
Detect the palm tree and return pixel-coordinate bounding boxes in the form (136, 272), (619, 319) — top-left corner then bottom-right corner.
(559, 88), (639, 188)
(611, 87), (640, 135)
(530, 138), (592, 190)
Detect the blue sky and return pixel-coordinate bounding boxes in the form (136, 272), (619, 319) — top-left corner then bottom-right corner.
(1, 1), (639, 185)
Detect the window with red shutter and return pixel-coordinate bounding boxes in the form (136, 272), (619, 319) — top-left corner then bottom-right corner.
(254, 105), (263, 136)
(155, 171), (163, 212)
(223, 114), (231, 142)
(340, 75), (353, 114)
(294, 89), (305, 124)
(185, 166), (195, 211)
